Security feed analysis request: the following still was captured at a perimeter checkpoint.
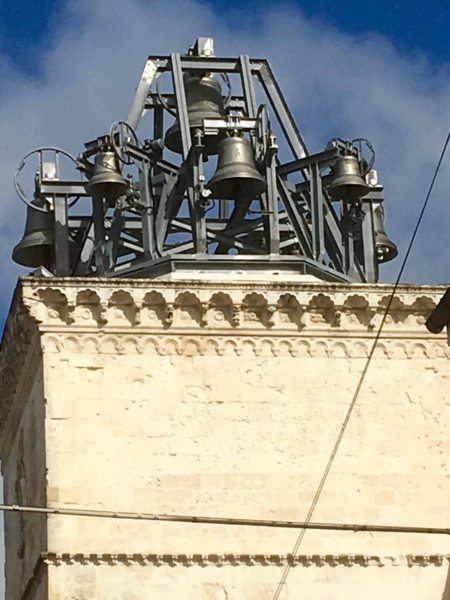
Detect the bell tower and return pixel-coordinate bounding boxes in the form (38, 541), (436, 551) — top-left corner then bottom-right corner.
(2, 37), (449, 600)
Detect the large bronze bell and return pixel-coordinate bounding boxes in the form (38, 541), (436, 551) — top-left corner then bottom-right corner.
(207, 135), (267, 200)
(164, 73), (226, 155)
(84, 150), (128, 202)
(373, 203), (398, 263)
(328, 155), (369, 201)
(12, 198), (55, 268)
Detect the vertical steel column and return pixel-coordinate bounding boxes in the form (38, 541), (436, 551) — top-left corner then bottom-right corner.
(171, 53), (206, 254)
(242, 56), (279, 254)
(153, 105), (164, 142)
(341, 202), (358, 279)
(54, 195), (70, 275)
(219, 199), (229, 220)
(310, 163), (325, 262)
(360, 200), (378, 283)
(190, 149), (207, 254)
(139, 159), (157, 260)
(265, 156), (280, 254)
(105, 210), (124, 269)
(92, 196), (108, 275)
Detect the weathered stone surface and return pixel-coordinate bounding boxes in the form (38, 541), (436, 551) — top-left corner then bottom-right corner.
(0, 275), (449, 599)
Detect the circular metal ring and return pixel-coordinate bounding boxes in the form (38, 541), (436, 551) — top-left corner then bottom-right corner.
(110, 120), (139, 164)
(352, 138), (376, 176)
(254, 104), (271, 165)
(14, 147), (81, 212)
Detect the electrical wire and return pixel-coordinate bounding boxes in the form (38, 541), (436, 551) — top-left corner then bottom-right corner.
(0, 502), (449, 535)
(271, 130), (450, 600)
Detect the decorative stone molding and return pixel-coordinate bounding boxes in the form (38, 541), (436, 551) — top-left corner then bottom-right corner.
(40, 333), (450, 360)
(42, 552), (450, 568)
(15, 278), (447, 335)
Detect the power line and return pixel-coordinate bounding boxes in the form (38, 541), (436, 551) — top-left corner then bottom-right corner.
(271, 130), (450, 600)
(1, 502), (449, 535)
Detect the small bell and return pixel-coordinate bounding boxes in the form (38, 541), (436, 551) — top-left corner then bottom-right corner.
(84, 150), (128, 202)
(12, 198), (55, 268)
(373, 203), (398, 263)
(164, 73), (226, 155)
(207, 135), (266, 200)
(328, 155), (369, 201)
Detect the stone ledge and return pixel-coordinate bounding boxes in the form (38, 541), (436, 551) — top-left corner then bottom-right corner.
(18, 279), (444, 333)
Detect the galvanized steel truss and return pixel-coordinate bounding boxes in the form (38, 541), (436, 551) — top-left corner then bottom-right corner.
(14, 43), (389, 282)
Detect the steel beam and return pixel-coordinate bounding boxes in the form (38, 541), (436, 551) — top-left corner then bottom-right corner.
(53, 195), (70, 275)
(127, 59), (159, 130)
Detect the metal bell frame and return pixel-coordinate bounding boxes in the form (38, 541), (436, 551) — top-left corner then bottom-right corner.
(12, 38), (397, 283)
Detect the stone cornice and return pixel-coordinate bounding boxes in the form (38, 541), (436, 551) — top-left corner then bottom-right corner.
(42, 552), (450, 568)
(14, 277), (448, 335)
(17, 276), (450, 295)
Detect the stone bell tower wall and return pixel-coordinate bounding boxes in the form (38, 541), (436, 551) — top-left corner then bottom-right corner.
(0, 276), (449, 599)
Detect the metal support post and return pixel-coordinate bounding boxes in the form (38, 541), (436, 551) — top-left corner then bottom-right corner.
(310, 162), (325, 262)
(341, 202), (357, 279)
(92, 196), (108, 275)
(265, 156), (280, 255)
(139, 159), (157, 259)
(153, 105), (164, 141)
(73, 220), (95, 276)
(105, 209), (124, 269)
(190, 149), (207, 254)
(54, 195), (70, 275)
(360, 201), (378, 283)
(171, 53), (192, 159)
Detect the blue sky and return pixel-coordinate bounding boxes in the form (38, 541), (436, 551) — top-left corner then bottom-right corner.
(2, 0), (450, 71)
(0, 0), (450, 326)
